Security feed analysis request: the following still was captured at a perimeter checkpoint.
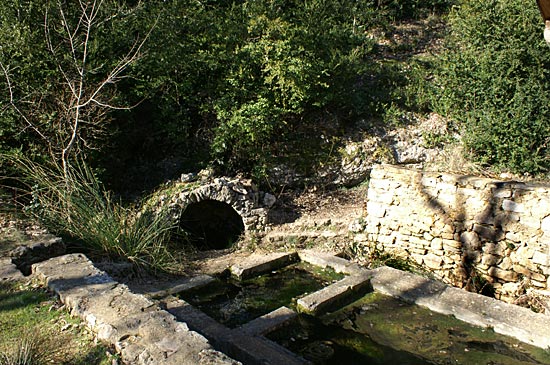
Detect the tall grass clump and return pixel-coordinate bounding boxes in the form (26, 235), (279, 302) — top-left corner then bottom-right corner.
(0, 333), (46, 365)
(9, 155), (177, 271)
(0, 327), (71, 365)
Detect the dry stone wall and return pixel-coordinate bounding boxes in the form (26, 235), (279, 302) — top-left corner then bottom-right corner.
(355, 164), (550, 301)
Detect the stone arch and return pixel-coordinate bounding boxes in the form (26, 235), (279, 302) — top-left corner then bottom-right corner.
(154, 176), (276, 250)
(179, 199), (245, 250)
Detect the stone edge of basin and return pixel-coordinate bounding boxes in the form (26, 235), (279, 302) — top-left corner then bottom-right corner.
(163, 297), (310, 365)
(240, 250), (550, 349)
(229, 251), (299, 280)
(370, 265), (550, 349)
(31, 253), (241, 365)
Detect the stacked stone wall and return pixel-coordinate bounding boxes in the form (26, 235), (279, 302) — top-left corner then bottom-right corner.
(355, 164), (550, 301)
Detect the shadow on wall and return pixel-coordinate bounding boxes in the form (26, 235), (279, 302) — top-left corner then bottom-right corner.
(178, 200), (245, 251)
(417, 175), (527, 296)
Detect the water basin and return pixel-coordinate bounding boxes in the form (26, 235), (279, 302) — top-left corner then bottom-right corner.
(177, 261), (344, 328)
(267, 292), (550, 365)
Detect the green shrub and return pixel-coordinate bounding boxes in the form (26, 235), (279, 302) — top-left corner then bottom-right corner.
(429, 0), (550, 174)
(374, 0), (455, 20)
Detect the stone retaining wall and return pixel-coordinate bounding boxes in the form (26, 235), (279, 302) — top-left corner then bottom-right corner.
(355, 164), (550, 301)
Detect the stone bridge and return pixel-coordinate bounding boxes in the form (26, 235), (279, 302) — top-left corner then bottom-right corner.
(151, 175), (276, 250)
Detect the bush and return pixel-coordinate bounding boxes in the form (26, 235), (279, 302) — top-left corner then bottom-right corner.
(429, 0), (550, 174)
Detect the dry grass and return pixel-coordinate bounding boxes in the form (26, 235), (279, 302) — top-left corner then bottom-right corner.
(0, 281), (115, 365)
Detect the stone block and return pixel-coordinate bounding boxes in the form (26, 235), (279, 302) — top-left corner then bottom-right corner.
(531, 280), (546, 288)
(473, 224), (502, 242)
(240, 307), (297, 336)
(460, 231), (481, 250)
(366, 202), (386, 218)
(457, 187), (479, 198)
(410, 248), (428, 255)
(520, 216), (541, 230)
(483, 241), (507, 256)
(296, 272), (373, 316)
(505, 231), (523, 243)
(230, 252), (298, 280)
(481, 254), (500, 266)
(512, 264), (531, 277)
(298, 250), (363, 275)
(443, 255), (459, 265)
(532, 251), (549, 266)
(467, 177), (490, 189)
(488, 267), (519, 282)
(431, 238), (443, 250)
(492, 188), (512, 199)
(424, 253), (443, 269)
(516, 245), (535, 260)
(423, 232), (434, 241)
(495, 212), (520, 223)
(519, 258), (539, 272)
(442, 239), (461, 249)
(530, 272), (547, 283)
(474, 212), (495, 225)
(502, 200), (525, 213)
(408, 235), (428, 247)
(542, 216), (550, 233)
(378, 234), (396, 245)
(498, 257), (513, 271)
(410, 254), (425, 265)
(0, 258), (24, 282)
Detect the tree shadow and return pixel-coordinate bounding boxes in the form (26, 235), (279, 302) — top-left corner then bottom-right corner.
(410, 171), (528, 297)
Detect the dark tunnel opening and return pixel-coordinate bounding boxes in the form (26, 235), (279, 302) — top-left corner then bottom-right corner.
(178, 199), (245, 250)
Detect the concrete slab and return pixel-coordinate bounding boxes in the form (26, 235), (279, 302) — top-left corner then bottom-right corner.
(32, 254), (240, 365)
(163, 297), (233, 350)
(146, 275), (216, 299)
(296, 271), (373, 315)
(230, 252), (299, 280)
(165, 297), (308, 365)
(223, 333), (309, 365)
(298, 250), (363, 274)
(370, 265), (550, 349)
(240, 307), (297, 336)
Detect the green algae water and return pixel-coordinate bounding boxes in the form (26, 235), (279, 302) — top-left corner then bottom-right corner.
(178, 262), (344, 328)
(267, 292), (550, 365)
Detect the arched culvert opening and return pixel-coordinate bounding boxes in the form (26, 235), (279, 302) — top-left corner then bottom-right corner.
(178, 199), (245, 250)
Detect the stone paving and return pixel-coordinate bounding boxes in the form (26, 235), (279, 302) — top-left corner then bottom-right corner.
(3, 241), (550, 364)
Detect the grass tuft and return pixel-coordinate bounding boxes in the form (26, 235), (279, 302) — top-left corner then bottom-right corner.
(7, 155), (179, 272)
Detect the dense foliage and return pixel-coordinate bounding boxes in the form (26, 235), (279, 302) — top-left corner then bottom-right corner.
(429, 0), (550, 174)
(1, 0), (454, 193)
(10, 0), (549, 185)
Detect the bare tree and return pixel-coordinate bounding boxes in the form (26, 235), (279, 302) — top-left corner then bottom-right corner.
(2, 0), (151, 179)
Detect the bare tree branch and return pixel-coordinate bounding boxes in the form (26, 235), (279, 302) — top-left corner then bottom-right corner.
(0, 62), (49, 142)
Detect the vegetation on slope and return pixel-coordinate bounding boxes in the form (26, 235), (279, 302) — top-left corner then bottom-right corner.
(1, 0), (550, 268)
